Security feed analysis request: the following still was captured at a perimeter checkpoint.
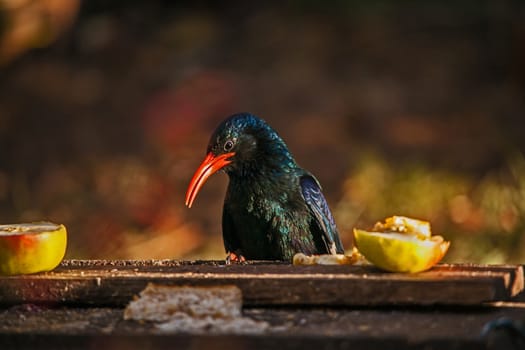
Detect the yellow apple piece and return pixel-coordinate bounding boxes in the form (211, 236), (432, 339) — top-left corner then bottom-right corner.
(0, 222), (67, 275)
(354, 222), (449, 273)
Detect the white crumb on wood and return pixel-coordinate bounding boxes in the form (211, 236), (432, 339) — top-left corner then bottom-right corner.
(124, 284), (271, 334)
(292, 249), (369, 266)
(155, 314), (269, 334)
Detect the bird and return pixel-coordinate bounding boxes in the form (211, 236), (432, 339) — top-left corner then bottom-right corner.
(185, 113), (345, 262)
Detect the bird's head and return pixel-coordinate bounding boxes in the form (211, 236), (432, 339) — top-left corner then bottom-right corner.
(185, 113), (294, 208)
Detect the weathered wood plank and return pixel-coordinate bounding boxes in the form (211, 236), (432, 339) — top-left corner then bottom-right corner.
(433, 264), (524, 296)
(0, 260), (522, 307)
(0, 333), (484, 350)
(2, 294), (525, 350)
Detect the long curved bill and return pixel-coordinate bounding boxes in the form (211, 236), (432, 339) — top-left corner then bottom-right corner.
(185, 152), (235, 208)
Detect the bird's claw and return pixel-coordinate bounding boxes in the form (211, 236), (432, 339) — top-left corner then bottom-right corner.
(226, 252), (246, 265)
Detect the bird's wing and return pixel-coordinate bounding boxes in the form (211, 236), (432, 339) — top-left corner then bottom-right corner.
(300, 175), (344, 254)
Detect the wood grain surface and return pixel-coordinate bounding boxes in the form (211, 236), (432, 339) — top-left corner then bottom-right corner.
(0, 260), (522, 307)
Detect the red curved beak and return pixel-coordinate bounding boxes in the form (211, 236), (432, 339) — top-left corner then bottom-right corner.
(185, 152), (235, 208)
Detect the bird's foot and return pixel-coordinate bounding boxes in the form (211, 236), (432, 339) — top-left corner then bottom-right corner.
(225, 252), (246, 265)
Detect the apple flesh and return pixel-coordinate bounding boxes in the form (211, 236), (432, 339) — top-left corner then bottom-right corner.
(0, 222), (67, 275)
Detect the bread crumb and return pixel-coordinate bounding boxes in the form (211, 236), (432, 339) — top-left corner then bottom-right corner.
(156, 314), (269, 334)
(124, 284), (270, 334)
(293, 248), (368, 265)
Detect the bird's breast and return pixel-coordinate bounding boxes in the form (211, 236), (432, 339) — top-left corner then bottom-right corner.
(224, 178), (318, 260)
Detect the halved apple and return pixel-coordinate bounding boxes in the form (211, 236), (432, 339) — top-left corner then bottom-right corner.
(353, 217), (449, 273)
(0, 222), (67, 275)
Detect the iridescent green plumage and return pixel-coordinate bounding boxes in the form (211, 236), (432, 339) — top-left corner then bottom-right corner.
(196, 113), (344, 261)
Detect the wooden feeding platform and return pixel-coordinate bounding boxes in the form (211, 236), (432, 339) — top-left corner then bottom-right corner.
(1, 260), (524, 349)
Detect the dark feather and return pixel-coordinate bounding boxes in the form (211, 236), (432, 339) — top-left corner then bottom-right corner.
(300, 175), (344, 254)
(188, 113), (346, 261)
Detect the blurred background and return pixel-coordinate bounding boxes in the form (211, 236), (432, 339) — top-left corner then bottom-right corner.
(0, 0), (524, 263)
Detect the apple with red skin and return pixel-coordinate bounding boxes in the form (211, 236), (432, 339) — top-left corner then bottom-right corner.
(0, 222), (67, 275)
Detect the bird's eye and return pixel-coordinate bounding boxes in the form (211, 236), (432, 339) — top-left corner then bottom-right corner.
(223, 139), (235, 152)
